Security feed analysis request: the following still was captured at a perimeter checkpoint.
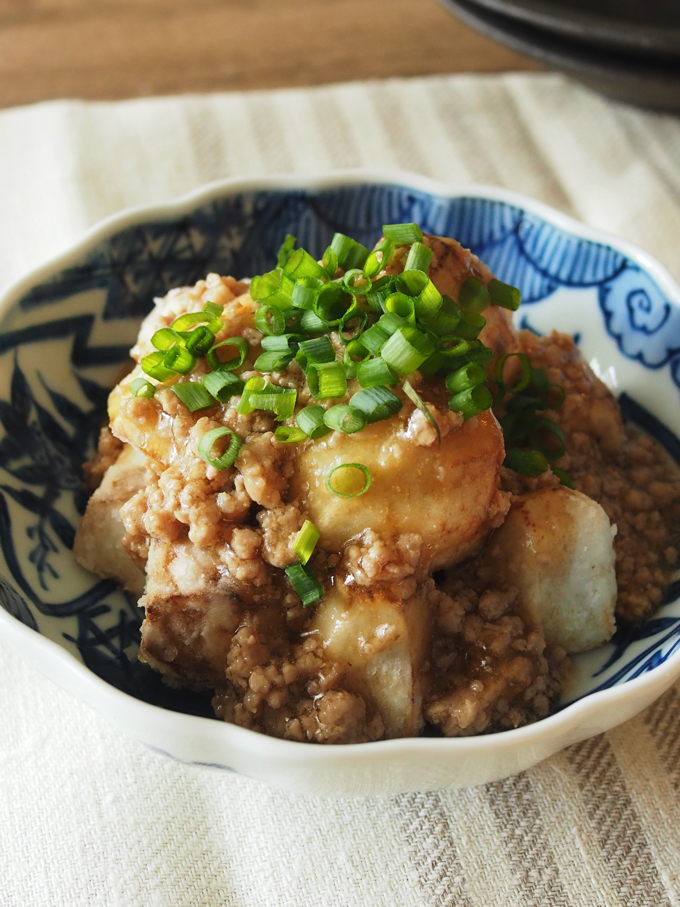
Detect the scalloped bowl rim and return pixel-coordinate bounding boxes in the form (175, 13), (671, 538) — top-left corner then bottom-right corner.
(1, 168), (679, 780)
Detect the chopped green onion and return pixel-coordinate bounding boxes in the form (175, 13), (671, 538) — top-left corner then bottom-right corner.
(203, 301), (224, 318)
(552, 467), (574, 488)
(261, 334), (302, 352)
(419, 295), (461, 335)
(151, 327), (181, 351)
(325, 463), (372, 497)
(350, 386), (402, 423)
(163, 344), (196, 375)
(307, 361), (347, 399)
(285, 563), (324, 607)
(284, 247), (325, 281)
(445, 363), (487, 395)
(448, 385), (493, 420)
(339, 306), (368, 343)
(253, 350), (295, 372)
(330, 233), (369, 270)
(300, 310), (329, 334)
(493, 353), (532, 394)
(360, 322), (391, 355)
(206, 337), (249, 372)
(488, 278), (521, 311)
(171, 381), (215, 412)
(141, 350), (177, 382)
(184, 325), (216, 357)
(380, 326), (435, 375)
(198, 426), (242, 470)
(276, 234), (296, 268)
(250, 268), (294, 307)
(314, 283), (351, 325)
(291, 277), (323, 310)
(342, 269), (371, 293)
(382, 223), (423, 244)
(255, 304), (289, 336)
(130, 377), (155, 398)
(545, 383), (566, 410)
(297, 405), (332, 439)
(363, 238), (395, 279)
(238, 378), (297, 420)
(530, 419), (566, 462)
(296, 336), (336, 370)
(365, 275), (394, 314)
(202, 370), (245, 402)
(404, 242), (433, 273)
(321, 246), (338, 279)
(357, 357), (398, 388)
(385, 292), (416, 325)
(323, 405), (367, 434)
(171, 311), (221, 334)
(455, 310), (486, 341)
(458, 276), (491, 314)
(274, 426), (307, 443)
(292, 520), (320, 565)
(403, 379), (441, 446)
(504, 448), (548, 476)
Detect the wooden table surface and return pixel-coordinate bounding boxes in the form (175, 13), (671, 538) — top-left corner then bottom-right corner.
(0, 0), (540, 109)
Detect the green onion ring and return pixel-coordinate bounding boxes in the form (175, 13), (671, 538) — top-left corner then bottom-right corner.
(198, 426), (242, 469)
(325, 463), (372, 497)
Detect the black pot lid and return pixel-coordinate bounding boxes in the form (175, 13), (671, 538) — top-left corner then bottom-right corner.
(437, 0), (680, 112)
(467, 0), (680, 59)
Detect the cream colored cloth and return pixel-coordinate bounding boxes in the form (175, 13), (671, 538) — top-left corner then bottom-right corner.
(1, 72), (680, 907)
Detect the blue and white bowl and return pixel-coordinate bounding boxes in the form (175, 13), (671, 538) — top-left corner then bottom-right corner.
(0, 171), (678, 796)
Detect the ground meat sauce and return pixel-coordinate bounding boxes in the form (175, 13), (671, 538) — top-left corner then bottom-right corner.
(74, 235), (680, 745)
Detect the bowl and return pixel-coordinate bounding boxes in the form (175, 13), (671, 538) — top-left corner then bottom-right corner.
(1, 170), (679, 797)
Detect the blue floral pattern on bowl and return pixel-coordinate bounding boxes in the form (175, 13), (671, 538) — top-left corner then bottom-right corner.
(0, 180), (678, 720)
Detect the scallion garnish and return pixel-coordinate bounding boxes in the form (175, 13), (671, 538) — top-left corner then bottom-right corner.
(151, 327), (181, 351)
(445, 363), (487, 396)
(197, 426), (242, 469)
(297, 405), (332, 439)
(402, 379), (441, 446)
(382, 223), (423, 244)
(323, 405), (366, 434)
(172, 381), (215, 412)
(163, 344), (196, 376)
(448, 385), (493, 420)
(404, 242), (433, 273)
(130, 377), (155, 398)
(184, 325), (217, 357)
(285, 562), (324, 607)
(253, 349), (295, 372)
(458, 276), (491, 314)
(330, 233), (369, 270)
(238, 377), (297, 420)
(141, 350), (177, 382)
(295, 336), (336, 370)
(202, 370), (244, 402)
(325, 463), (372, 497)
(203, 301), (224, 318)
(292, 520), (320, 565)
(503, 448), (548, 476)
(357, 357), (398, 389)
(206, 337), (249, 372)
(307, 361), (347, 400)
(350, 386), (402, 423)
(284, 248), (325, 281)
(274, 426), (307, 443)
(276, 234), (296, 268)
(488, 278), (521, 311)
(380, 326), (435, 375)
